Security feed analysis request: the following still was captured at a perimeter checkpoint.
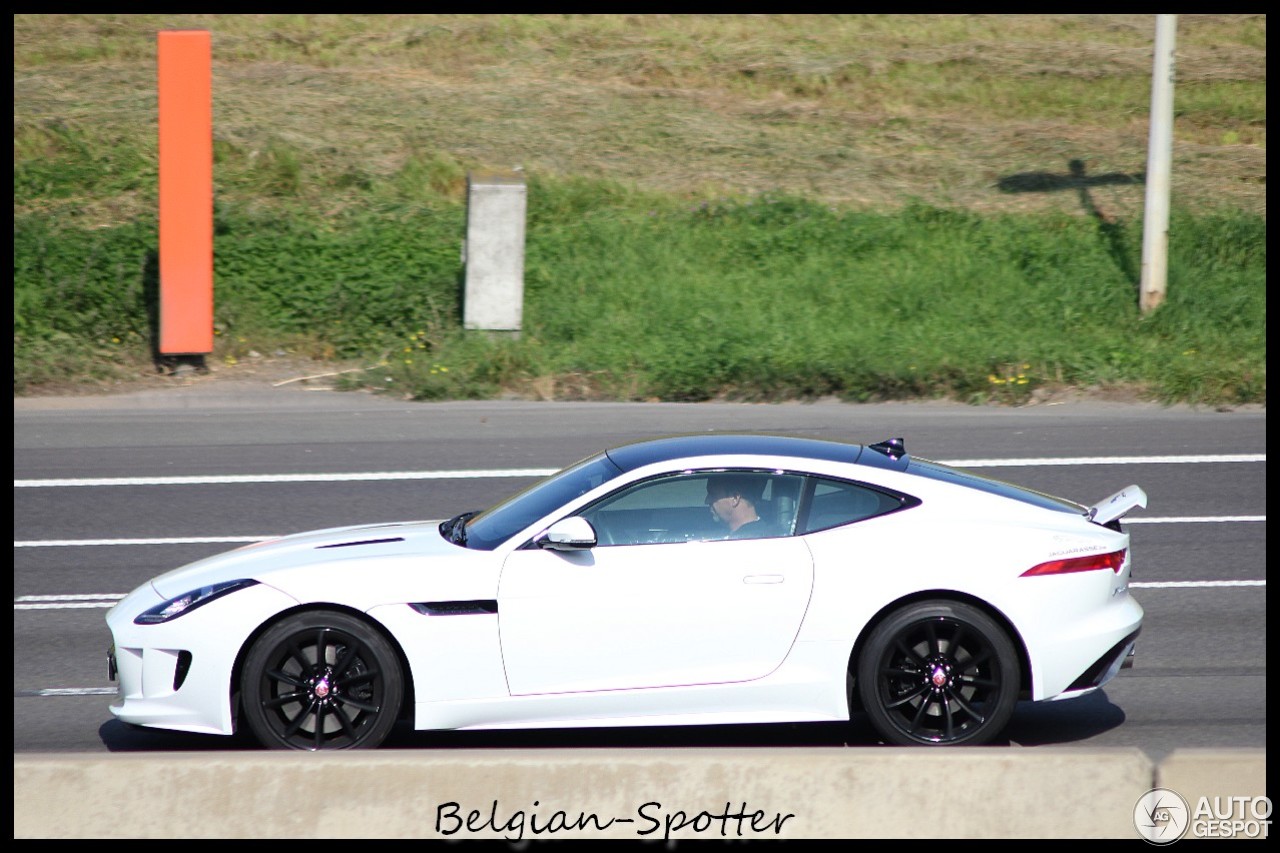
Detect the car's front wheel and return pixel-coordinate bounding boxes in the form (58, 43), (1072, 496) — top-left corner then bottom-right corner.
(241, 610), (403, 750)
(857, 600), (1019, 746)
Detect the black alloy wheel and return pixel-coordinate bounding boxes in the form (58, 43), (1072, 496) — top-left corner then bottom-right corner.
(241, 611), (403, 750)
(857, 600), (1019, 746)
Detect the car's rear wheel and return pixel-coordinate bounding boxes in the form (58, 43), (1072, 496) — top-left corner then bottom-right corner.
(857, 600), (1019, 746)
(241, 610), (403, 750)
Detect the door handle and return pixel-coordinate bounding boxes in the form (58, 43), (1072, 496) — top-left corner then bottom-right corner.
(742, 574), (784, 584)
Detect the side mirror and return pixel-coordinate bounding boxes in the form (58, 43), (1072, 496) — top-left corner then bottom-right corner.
(534, 517), (597, 551)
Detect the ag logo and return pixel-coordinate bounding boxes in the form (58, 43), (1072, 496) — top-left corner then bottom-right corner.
(1135, 788), (1190, 844)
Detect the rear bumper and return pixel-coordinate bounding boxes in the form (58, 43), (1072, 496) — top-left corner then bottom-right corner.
(1070, 629), (1140, 690)
(1049, 628), (1140, 702)
(1013, 587), (1144, 701)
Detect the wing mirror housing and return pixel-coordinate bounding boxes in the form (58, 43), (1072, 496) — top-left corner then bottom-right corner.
(534, 517), (598, 551)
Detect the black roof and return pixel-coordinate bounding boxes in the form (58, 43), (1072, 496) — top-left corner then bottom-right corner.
(604, 433), (907, 473)
(601, 435), (1083, 514)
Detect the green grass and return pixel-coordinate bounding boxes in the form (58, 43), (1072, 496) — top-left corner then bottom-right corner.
(12, 14), (1267, 403)
(16, 187), (1265, 404)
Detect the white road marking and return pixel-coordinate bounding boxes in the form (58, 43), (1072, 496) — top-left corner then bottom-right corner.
(1124, 516), (1265, 524)
(16, 454), (1263, 704)
(14, 594), (124, 610)
(941, 454), (1264, 468)
(15, 536), (273, 548)
(15, 456), (1265, 609)
(14, 469), (560, 488)
(11, 453), (1267, 489)
(17, 687), (118, 697)
(15, 594), (125, 601)
(1129, 580), (1266, 589)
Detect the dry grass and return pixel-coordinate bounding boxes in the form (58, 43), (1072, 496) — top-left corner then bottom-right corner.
(14, 14), (1267, 225)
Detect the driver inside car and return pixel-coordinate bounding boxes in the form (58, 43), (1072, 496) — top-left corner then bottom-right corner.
(704, 474), (782, 539)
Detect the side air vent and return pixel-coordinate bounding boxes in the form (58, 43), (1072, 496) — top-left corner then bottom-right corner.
(316, 537), (405, 549)
(410, 601), (499, 616)
(173, 650), (193, 691)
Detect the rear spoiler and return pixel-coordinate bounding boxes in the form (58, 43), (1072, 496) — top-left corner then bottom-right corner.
(1088, 485), (1148, 526)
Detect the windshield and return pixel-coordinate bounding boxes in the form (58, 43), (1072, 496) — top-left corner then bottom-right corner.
(459, 453), (624, 550)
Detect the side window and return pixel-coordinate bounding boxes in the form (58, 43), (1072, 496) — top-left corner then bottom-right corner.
(580, 471), (804, 546)
(798, 477), (907, 534)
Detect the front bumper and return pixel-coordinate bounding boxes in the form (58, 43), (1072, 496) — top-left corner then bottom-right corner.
(105, 581), (298, 735)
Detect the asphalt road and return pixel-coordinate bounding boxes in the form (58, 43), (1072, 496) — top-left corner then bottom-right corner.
(13, 385), (1267, 761)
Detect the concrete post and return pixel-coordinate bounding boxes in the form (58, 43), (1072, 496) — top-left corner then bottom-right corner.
(463, 169), (527, 335)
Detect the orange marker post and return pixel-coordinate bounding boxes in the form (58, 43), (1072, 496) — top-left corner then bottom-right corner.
(158, 30), (213, 355)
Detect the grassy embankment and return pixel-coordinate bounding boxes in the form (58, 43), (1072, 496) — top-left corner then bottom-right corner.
(13, 15), (1267, 403)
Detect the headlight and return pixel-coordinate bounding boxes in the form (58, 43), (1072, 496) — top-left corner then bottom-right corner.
(134, 579), (259, 625)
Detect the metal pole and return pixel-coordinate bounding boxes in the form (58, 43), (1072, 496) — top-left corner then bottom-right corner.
(1140, 14), (1177, 315)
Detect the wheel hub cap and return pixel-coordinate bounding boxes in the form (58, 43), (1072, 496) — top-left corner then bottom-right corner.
(929, 664), (949, 689)
(313, 676), (332, 699)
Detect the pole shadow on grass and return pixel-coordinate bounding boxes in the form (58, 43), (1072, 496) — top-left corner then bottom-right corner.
(142, 248), (161, 367)
(998, 159), (1143, 286)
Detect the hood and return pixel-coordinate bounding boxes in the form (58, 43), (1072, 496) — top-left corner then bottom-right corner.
(149, 519), (461, 599)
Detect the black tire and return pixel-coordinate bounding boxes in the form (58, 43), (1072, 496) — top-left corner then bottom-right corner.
(241, 610), (403, 750)
(857, 600), (1019, 746)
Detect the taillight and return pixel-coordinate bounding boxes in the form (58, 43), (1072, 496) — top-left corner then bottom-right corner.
(1021, 548), (1126, 577)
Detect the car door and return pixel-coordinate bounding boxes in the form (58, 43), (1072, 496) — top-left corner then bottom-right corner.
(497, 471), (814, 696)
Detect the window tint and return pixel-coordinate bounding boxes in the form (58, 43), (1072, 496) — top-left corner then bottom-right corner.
(580, 470), (804, 546)
(798, 478), (907, 533)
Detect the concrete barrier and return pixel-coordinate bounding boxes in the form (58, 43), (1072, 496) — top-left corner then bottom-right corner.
(1156, 749), (1270, 841)
(11, 747), (1192, 839)
(1157, 748), (1268, 802)
(463, 169), (527, 334)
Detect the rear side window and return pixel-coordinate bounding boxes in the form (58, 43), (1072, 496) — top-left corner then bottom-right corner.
(798, 477), (911, 534)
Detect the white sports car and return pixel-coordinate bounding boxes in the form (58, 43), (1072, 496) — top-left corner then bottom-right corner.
(106, 434), (1146, 750)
